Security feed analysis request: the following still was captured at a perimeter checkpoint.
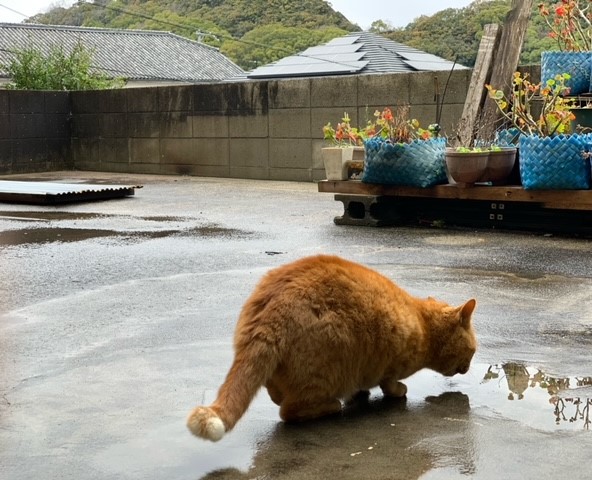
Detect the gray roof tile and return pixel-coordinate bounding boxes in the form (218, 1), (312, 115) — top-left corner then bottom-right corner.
(0, 22), (244, 82)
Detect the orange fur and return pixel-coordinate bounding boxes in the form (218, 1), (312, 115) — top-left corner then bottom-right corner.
(187, 255), (477, 441)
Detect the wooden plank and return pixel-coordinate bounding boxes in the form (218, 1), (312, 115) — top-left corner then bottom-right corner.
(317, 180), (592, 209)
(453, 23), (500, 147)
(480, 0), (536, 141)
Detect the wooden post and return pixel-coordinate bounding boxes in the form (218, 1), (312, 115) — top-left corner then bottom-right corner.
(453, 24), (501, 147)
(479, 0), (536, 141)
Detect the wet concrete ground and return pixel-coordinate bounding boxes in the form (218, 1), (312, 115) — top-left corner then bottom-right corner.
(1, 172), (592, 480)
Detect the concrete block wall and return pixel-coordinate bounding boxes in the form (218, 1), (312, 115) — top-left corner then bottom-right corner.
(0, 90), (70, 175)
(67, 70), (472, 182)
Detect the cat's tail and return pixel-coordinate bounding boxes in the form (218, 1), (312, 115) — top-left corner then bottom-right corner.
(186, 338), (278, 442)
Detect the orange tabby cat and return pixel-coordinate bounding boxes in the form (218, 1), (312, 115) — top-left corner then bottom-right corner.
(187, 255), (477, 441)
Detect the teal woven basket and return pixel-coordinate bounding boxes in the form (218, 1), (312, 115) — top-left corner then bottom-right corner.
(541, 51), (591, 95)
(519, 134), (591, 190)
(362, 138), (447, 187)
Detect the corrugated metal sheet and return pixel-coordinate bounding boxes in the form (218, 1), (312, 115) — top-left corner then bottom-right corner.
(0, 181), (142, 205)
(0, 22), (244, 82)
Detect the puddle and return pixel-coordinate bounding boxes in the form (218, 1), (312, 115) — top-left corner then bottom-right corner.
(448, 362), (592, 431)
(0, 211), (107, 222)
(0, 225), (251, 247)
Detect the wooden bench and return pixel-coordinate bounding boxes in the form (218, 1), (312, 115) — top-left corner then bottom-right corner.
(317, 180), (592, 234)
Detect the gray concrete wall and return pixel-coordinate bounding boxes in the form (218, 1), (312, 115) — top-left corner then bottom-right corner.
(69, 71), (472, 182)
(0, 90), (70, 175)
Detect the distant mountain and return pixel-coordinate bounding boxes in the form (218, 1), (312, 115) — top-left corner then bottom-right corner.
(30, 0), (358, 69)
(29, 0), (557, 69)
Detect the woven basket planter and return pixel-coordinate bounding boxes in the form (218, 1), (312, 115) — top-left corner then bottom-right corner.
(362, 138), (447, 187)
(519, 134), (591, 190)
(541, 51), (592, 95)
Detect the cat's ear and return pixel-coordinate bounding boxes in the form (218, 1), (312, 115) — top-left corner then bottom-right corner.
(458, 299), (476, 329)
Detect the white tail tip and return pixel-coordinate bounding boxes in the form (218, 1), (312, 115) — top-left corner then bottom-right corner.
(187, 407), (226, 442)
(205, 417), (225, 442)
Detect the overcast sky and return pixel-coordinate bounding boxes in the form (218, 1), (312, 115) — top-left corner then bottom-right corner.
(0, 0), (475, 29)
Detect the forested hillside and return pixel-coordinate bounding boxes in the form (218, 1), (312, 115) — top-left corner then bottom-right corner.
(31, 0), (356, 69)
(30, 0), (561, 70)
(387, 0), (556, 67)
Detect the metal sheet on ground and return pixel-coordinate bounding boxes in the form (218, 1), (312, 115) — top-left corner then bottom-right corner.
(0, 180), (142, 205)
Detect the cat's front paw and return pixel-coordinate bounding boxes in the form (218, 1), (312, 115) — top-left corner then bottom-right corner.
(187, 406), (226, 442)
(380, 379), (407, 398)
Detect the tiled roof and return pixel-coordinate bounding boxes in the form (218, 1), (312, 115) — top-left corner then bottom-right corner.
(246, 31), (468, 79)
(0, 22), (244, 82)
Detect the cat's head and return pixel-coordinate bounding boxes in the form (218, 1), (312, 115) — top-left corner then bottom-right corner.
(429, 298), (477, 377)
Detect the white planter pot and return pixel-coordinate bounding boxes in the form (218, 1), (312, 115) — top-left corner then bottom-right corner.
(322, 146), (364, 180)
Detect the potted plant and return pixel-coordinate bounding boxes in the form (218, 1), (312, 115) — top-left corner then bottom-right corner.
(539, 1), (592, 95)
(322, 112), (374, 180)
(445, 146), (492, 186)
(361, 106), (447, 187)
(486, 71), (591, 190)
(444, 144), (517, 186)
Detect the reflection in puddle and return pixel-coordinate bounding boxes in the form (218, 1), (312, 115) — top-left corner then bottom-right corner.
(482, 363), (592, 429)
(0, 225), (251, 247)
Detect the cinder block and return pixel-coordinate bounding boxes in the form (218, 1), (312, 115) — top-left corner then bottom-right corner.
(409, 70), (470, 105)
(160, 138), (195, 165)
(70, 138), (101, 167)
(99, 138), (129, 164)
(159, 85), (193, 112)
(0, 114), (10, 138)
(226, 81), (269, 114)
(44, 92), (70, 114)
(0, 91), (9, 113)
(10, 91), (44, 114)
(192, 138), (229, 166)
(311, 76), (357, 108)
(229, 112), (268, 138)
(45, 114), (70, 138)
(71, 114), (100, 138)
(100, 113), (128, 138)
(269, 78), (310, 108)
(160, 112), (192, 138)
(193, 113), (229, 138)
(127, 87), (159, 112)
(194, 83), (229, 112)
(128, 113), (160, 138)
(269, 138), (312, 169)
(358, 73), (410, 107)
(11, 114), (47, 139)
(269, 108), (311, 138)
(96, 90), (128, 113)
(229, 138), (269, 167)
(70, 91), (101, 114)
(130, 138), (160, 164)
(0, 140), (12, 172)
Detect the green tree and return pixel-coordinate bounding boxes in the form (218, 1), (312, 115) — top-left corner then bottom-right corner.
(3, 41), (126, 90)
(221, 24), (348, 69)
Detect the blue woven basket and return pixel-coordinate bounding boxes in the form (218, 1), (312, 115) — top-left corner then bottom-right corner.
(541, 51), (592, 95)
(519, 134), (591, 190)
(495, 128), (522, 146)
(362, 138), (447, 187)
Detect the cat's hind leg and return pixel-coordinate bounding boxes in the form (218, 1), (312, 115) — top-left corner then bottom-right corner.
(279, 397), (342, 423)
(265, 379), (285, 406)
(380, 378), (407, 398)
